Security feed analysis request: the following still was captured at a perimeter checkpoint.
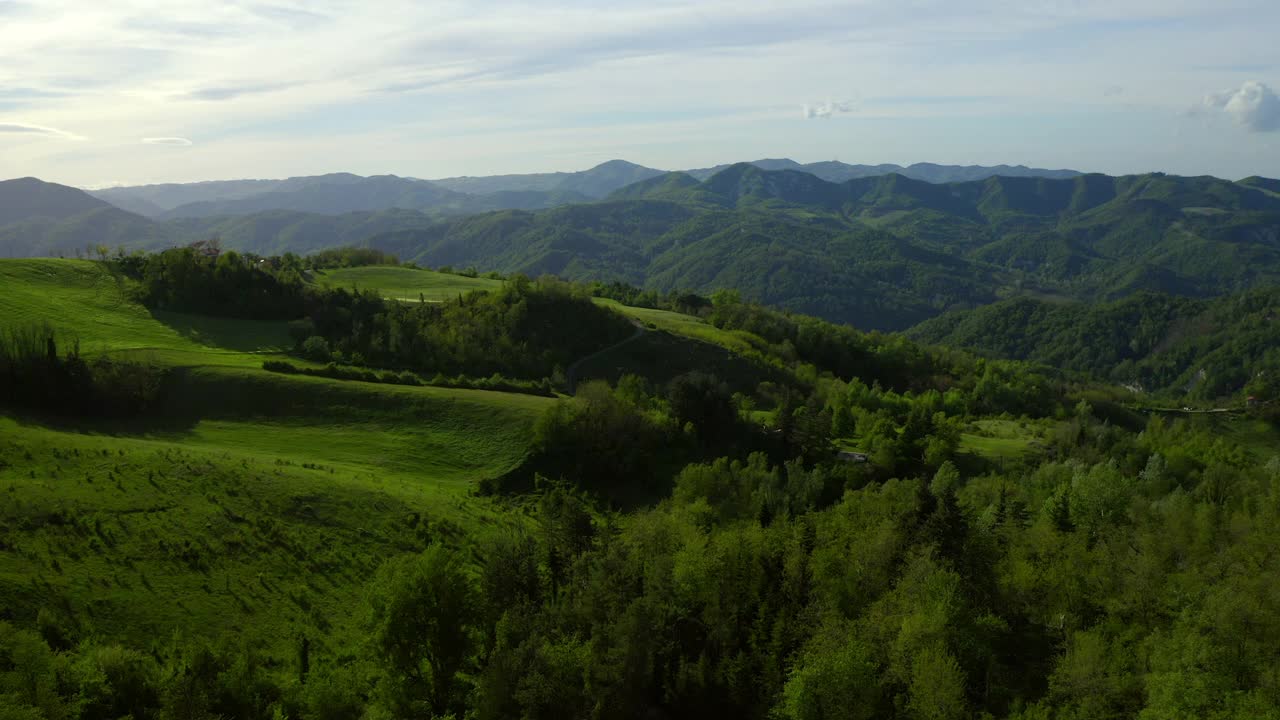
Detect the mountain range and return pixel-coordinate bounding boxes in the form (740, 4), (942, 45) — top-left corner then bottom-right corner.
(6, 161), (1280, 332)
(89, 158), (1081, 221)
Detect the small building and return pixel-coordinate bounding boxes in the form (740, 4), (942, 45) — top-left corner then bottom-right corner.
(1247, 396), (1260, 408)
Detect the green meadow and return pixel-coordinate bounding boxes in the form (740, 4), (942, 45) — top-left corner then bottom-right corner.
(0, 258), (551, 655)
(312, 265), (501, 302)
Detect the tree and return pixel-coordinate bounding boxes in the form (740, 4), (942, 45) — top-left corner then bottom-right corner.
(907, 644), (968, 720)
(367, 545), (478, 718)
(777, 621), (880, 720)
(668, 372), (737, 446)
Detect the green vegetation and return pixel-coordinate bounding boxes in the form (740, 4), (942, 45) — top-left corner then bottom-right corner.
(910, 287), (1280, 403)
(4, 252), (1280, 720)
(314, 265), (501, 302)
(363, 165), (1280, 331)
(0, 259), (289, 365)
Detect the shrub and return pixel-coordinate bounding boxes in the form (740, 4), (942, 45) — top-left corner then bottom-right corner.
(301, 336), (331, 362)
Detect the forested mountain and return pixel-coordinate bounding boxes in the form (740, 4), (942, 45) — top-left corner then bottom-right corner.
(910, 289), (1280, 400)
(9, 166), (1280, 330)
(88, 159), (1082, 219)
(363, 164), (1280, 329)
(96, 172), (593, 220)
(684, 158), (1082, 183)
(0, 177), (114, 225)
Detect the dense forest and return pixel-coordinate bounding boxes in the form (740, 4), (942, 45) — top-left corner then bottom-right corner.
(910, 289), (1280, 404)
(2, 249), (1280, 719)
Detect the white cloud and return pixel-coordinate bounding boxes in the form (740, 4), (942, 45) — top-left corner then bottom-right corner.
(141, 136), (193, 146)
(2, 0), (1280, 183)
(0, 121), (83, 139)
(1202, 81), (1280, 132)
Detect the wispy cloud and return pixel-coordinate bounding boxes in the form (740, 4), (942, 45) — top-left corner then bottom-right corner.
(3, 0), (1280, 184)
(141, 136), (193, 146)
(180, 83), (292, 102)
(803, 99), (855, 120)
(1201, 80), (1280, 132)
(0, 121), (83, 139)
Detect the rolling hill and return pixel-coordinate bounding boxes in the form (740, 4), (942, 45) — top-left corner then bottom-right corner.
(363, 164), (1280, 329)
(7, 165), (1280, 331)
(4, 250), (1280, 719)
(908, 287), (1280, 400)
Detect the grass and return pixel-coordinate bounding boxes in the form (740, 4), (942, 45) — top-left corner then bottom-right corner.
(0, 258), (554, 658)
(0, 415), (533, 658)
(313, 265), (501, 302)
(0, 259), (290, 366)
(959, 419), (1045, 460)
(593, 299), (767, 357)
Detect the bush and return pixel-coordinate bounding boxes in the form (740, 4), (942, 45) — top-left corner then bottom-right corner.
(302, 336), (331, 362)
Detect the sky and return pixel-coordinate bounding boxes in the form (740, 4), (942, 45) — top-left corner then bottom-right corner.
(1, 0), (1279, 188)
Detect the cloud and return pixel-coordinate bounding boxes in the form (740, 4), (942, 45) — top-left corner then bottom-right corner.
(1201, 80), (1280, 132)
(180, 83), (291, 102)
(802, 99), (855, 119)
(141, 136), (193, 146)
(0, 121), (83, 139)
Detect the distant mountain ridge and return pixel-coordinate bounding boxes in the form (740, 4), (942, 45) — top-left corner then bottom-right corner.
(0, 177), (114, 226)
(683, 159), (1082, 184)
(7, 165), (1280, 332)
(86, 158), (1083, 220)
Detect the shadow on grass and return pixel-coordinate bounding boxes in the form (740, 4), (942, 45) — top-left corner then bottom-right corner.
(149, 309), (291, 354)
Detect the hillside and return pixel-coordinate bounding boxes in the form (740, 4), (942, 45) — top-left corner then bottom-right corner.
(0, 177), (113, 225)
(908, 287), (1280, 400)
(0, 258), (555, 659)
(685, 158), (1082, 183)
(364, 165), (1280, 330)
(88, 159), (1081, 219)
(429, 159), (668, 198)
(7, 166), (1280, 331)
(3, 253), (1280, 719)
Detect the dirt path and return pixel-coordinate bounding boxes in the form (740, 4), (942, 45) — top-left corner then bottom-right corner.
(564, 320), (647, 393)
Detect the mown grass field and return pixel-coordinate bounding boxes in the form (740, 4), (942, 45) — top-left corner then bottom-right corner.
(0, 258), (552, 655)
(313, 265), (501, 302)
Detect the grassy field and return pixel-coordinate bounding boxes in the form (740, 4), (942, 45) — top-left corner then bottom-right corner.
(313, 265), (501, 302)
(594, 298), (768, 357)
(0, 414), (534, 656)
(0, 258), (554, 656)
(959, 419), (1046, 460)
(0, 259), (290, 367)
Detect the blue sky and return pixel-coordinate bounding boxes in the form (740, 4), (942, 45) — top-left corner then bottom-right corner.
(1, 0), (1278, 187)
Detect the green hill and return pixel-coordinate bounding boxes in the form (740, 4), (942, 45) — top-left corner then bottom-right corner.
(313, 265), (501, 302)
(5, 253), (1280, 720)
(362, 167), (1280, 330)
(909, 287), (1280, 400)
(9, 168), (1280, 332)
